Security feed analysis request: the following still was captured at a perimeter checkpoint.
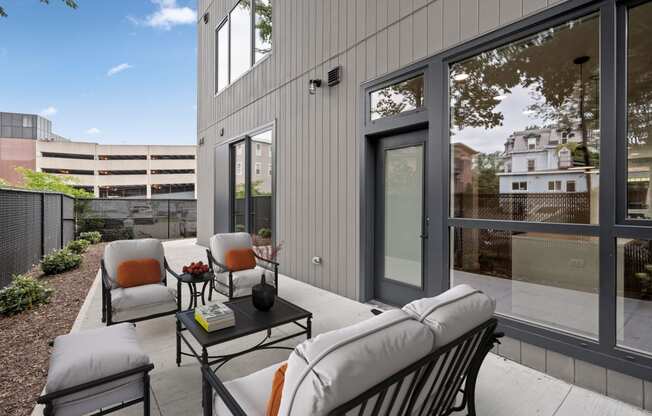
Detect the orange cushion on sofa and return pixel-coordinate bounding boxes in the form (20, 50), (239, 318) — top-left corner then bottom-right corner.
(265, 363), (288, 416)
(116, 258), (162, 288)
(224, 248), (256, 271)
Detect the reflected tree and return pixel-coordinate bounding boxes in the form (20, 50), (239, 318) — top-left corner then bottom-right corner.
(372, 77), (424, 119)
(0, 0), (77, 17)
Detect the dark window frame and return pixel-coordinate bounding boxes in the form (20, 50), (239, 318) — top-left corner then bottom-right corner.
(359, 0), (652, 382)
(215, 0), (272, 95)
(228, 126), (275, 243)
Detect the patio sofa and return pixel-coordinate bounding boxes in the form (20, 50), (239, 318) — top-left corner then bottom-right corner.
(202, 284), (499, 416)
(206, 232), (279, 299)
(101, 239), (180, 325)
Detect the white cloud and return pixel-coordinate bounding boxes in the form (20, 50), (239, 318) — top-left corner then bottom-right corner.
(85, 127), (101, 135)
(130, 0), (196, 30)
(39, 106), (57, 117)
(107, 63), (132, 77)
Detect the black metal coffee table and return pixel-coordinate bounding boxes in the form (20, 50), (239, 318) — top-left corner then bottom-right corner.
(175, 296), (312, 371)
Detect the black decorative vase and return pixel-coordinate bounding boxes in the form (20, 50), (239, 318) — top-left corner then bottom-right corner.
(252, 274), (275, 311)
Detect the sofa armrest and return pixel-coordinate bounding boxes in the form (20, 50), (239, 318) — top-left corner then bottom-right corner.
(201, 366), (247, 416)
(253, 253), (279, 267)
(164, 257), (181, 281)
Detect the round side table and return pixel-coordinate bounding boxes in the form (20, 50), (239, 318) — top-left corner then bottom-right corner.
(178, 272), (213, 310)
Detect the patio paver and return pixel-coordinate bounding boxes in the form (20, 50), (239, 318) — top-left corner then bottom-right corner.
(44, 239), (651, 416)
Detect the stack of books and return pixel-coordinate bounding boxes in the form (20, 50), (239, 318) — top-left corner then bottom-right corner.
(195, 302), (235, 332)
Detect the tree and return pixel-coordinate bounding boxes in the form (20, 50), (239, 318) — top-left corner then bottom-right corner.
(15, 167), (92, 199)
(474, 152), (502, 194)
(0, 0), (78, 18)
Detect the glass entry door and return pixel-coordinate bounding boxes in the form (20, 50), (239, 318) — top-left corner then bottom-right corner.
(375, 130), (428, 305)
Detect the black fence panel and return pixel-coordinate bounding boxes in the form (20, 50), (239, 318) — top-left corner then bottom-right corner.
(0, 189), (74, 288)
(78, 198), (197, 241)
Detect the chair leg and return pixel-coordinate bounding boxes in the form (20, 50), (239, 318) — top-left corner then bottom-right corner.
(143, 372), (151, 416)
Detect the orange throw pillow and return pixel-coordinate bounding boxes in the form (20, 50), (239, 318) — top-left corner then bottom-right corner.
(224, 248), (256, 271)
(266, 363), (288, 416)
(116, 258), (161, 288)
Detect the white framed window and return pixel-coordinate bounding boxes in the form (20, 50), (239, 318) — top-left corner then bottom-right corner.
(527, 137), (537, 150)
(268, 163), (272, 175)
(255, 162), (261, 175)
(567, 180), (576, 192)
(527, 159), (536, 172)
(256, 143), (262, 156)
(236, 162), (242, 175)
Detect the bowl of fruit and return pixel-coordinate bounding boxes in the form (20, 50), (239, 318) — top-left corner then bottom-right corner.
(182, 261), (210, 277)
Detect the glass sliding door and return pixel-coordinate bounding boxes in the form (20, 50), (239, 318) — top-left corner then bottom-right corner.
(230, 129), (274, 244)
(231, 141), (246, 232)
(249, 130), (274, 246)
(449, 13), (601, 338)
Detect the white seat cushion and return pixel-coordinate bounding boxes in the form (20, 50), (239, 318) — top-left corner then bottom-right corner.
(279, 309), (435, 416)
(45, 323), (150, 416)
(402, 284), (495, 348)
(214, 266), (275, 297)
(210, 233), (253, 264)
(103, 239), (166, 289)
(214, 362), (283, 416)
(111, 284), (177, 322)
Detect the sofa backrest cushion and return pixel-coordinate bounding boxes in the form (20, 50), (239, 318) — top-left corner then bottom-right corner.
(104, 239), (165, 289)
(402, 284), (495, 348)
(278, 309), (435, 416)
(209, 233), (252, 265)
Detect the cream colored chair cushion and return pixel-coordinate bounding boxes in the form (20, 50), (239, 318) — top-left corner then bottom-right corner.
(209, 233), (253, 265)
(214, 362), (282, 416)
(110, 284), (177, 322)
(45, 323), (150, 416)
(278, 309), (435, 416)
(214, 266), (275, 297)
(103, 239), (166, 289)
(402, 284), (495, 347)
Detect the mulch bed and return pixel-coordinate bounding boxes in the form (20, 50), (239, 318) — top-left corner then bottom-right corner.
(0, 243), (106, 416)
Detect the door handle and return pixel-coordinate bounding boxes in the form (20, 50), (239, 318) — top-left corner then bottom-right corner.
(420, 234), (429, 239)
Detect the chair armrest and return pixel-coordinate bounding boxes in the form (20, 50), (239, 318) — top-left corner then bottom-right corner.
(206, 249), (228, 273)
(253, 252), (280, 267)
(37, 363), (154, 403)
(164, 257), (181, 280)
(100, 259), (112, 290)
(201, 366), (247, 416)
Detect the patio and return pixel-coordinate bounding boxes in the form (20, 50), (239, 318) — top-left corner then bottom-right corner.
(40, 239), (650, 416)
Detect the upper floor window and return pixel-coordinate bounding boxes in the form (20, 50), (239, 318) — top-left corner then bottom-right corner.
(215, 0), (272, 93)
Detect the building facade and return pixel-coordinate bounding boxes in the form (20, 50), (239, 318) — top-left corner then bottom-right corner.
(0, 112), (197, 199)
(197, 0), (652, 408)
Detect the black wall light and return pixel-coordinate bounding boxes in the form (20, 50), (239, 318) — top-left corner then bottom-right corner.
(308, 79), (322, 95)
(203, 12), (209, 24)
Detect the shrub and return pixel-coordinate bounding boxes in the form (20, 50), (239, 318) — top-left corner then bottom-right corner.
(41, 249), (82, 275)
(257, 228), (272, 239)
(0, 275), (53, 316)
(79, 231), (102, 244)
(66, 239), (90, 254)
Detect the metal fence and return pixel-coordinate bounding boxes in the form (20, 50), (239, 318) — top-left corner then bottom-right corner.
(77, 198), (197, 241)
(0, 188), (75, 288)
(454, 192), (591, 224)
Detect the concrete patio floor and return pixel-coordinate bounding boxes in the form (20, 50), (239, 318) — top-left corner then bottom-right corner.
(55, 239), (650, 415)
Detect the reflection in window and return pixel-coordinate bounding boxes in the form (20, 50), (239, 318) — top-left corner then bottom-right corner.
(627, 3), (652, 219)
(254, 0), (272, 63)
(250, 129), (273, 246)
(451, 228), (599, 338)
(230, 1), (252, 81)
(216, 21), (229, 92)
(232, 142), (246, 232)
(450, 14), (600, 224)
(370, 75), (424, 121)
(618, 238), (652, 354)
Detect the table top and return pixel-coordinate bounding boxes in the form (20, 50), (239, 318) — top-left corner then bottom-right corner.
(177, 272), (213, 284)
(177, 296), (312, 347)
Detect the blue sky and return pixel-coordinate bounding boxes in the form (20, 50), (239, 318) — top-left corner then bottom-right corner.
(0, 0), (197, 145)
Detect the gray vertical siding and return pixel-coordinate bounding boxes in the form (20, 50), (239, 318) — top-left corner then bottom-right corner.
(196, 0), (567, 300)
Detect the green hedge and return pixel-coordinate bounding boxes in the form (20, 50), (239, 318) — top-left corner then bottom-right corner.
(0, 275), (53, 316)
(41, 249), (82, 275)
(79, 231), (102, 244)
(66, 239), (90, 254)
